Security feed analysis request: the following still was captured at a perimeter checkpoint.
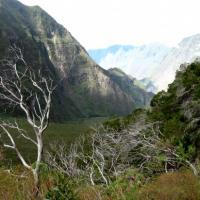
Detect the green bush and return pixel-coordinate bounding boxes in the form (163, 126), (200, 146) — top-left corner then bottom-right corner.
(104, 169), (144, 200)
(103, 109), (146, 131)
(45, 174), (77, 200)
(103, 118), (124, 131)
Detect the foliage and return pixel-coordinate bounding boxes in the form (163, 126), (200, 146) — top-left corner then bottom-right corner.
(103, 118), (124, 131)
(0, 147), (4, 163)
(76, 168), (143, 200)
(45, 174), (77, 200)
(0, 167), (34, 200)
(103, 108), (146, 131)
(43, 61), (200, 199)
(0, 165), (77, 200)
(149, 61), (200, 157)
(104, 168), (143, 200)
(1, 61), (200, 199)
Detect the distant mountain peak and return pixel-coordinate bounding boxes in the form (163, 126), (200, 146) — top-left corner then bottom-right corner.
(181, 33), (200, 42)
(178, 33), (200, 48)
(89, 34), (200, 92)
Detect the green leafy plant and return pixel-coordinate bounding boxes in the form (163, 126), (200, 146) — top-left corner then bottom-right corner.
(45, 174), (77, 200)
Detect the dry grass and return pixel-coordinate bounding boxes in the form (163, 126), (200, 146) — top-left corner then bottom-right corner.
(77, 186), (103, 200)
(139, 171), (200, 200)
(0, 165), (199, 200)
(0, 166), (54, 200)
(0, 167), (34, 200)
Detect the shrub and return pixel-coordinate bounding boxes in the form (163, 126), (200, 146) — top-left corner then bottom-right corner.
(45, 174), (77, 200)
(103, 109), (146, 131)
(103, 169), (143, 200)
(103, 118), (124, 131)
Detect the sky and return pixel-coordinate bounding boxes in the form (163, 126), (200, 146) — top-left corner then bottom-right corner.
(18, 0), (200, 49)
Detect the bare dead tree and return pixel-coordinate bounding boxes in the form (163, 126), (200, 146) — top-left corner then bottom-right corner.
(46, 122), (145, 185)
(0, 46), (55, 194)
(46, 117), (198, 186)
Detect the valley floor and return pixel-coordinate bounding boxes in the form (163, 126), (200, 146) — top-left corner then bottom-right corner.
(0, 117), (106, 166)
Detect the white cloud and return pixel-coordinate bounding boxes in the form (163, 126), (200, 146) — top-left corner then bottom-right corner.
(18, 0), (200, 49)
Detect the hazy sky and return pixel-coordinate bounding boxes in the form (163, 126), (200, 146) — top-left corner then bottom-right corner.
(18, 0), (200, 49)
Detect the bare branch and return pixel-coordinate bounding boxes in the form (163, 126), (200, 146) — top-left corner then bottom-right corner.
(0, 46), (55, 193)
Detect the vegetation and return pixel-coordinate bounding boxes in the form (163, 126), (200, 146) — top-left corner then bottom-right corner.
(103, 108), (146, 131)
(1, 116), (104, 166)
(150, 62), (200, 158)
(139, 171), (200, 200)
(1, 1), (200, 199)
(43, 61), (200, 199)
(45, 174), (77, 200)
(1, 53), (200, 199)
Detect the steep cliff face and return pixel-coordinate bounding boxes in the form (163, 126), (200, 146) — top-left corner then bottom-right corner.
(0, 0), (151, 120)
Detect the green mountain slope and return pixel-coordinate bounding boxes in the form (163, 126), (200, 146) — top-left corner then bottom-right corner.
(0, 0), (152, 120)
(108, 68), (154, 108)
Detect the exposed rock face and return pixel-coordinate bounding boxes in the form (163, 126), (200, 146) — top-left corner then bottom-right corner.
(0, 0), (152, 120)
